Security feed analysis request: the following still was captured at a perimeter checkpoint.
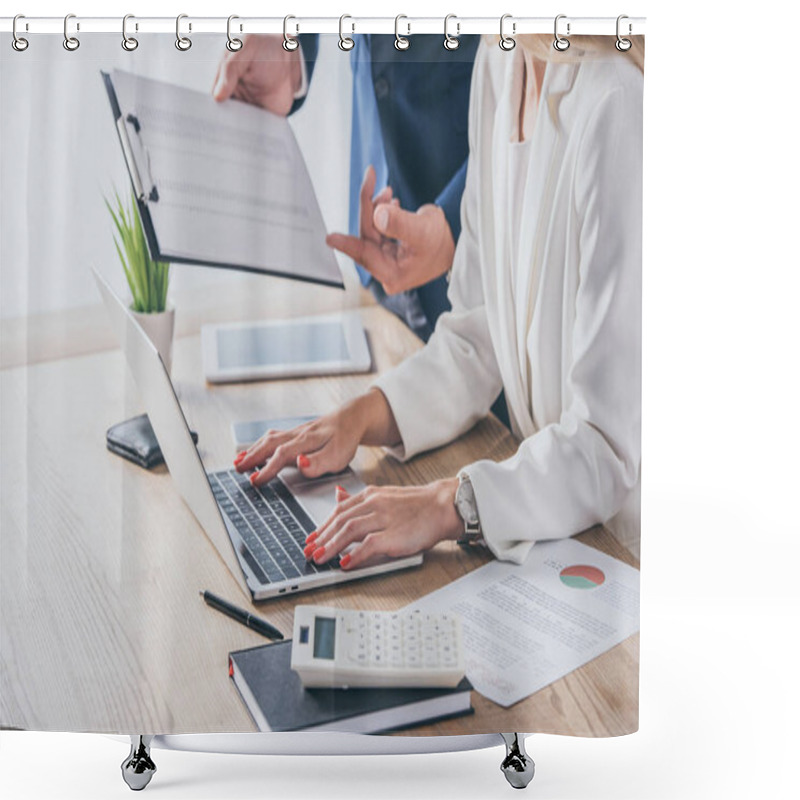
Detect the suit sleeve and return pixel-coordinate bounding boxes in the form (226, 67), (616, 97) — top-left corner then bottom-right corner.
(373, 45), (503, 460)
(289, 34), (319, 115)
(468, 84), (643, 564)
(435, 159), (468, 243)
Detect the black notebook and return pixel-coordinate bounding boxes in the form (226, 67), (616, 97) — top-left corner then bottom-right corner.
(229, 640), (473, 734)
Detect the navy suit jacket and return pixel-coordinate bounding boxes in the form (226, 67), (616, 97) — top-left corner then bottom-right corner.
(295, 34), (479, 337)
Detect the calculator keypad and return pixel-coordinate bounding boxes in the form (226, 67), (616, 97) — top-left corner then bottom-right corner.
(342, 609), (461, 671)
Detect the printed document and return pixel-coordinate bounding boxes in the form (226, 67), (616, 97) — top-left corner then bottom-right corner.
(109, 69), (341, 285)
(408, 538), (640, 707)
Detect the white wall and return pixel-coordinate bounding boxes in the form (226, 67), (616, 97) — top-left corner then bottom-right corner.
(0, 33), (352, 319)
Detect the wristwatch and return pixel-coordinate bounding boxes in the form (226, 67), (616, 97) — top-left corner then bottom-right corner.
(455, 473), (484, 547)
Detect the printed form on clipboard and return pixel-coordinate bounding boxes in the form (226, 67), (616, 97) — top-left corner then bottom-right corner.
(101, 69), (343, 288)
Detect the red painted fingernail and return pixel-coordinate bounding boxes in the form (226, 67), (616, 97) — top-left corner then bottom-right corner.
(305, 531), (318, 545)
(249, 472), (259, 485)
(234, 452), (246, 464)
(312, 546), (326, 562)
(336, 485), (349, 495)
(340, 554), (351, 569)
(303, 542), (317, 558)
(297, 454), (310, 469)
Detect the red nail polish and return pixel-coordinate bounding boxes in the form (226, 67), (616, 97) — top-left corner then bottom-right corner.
(234, 451), (246, 463)
(305, 531), (318, 545)
(297, 454), (310, 469)
(336, 485), (348, 495)
(312, 546), (325, 562)
(303, 542), (317, 558)
(340, 554), (351, 569)
(249, 472), (259, 485)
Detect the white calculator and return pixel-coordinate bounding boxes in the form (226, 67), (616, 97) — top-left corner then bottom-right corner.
(290, 605), (466, 689)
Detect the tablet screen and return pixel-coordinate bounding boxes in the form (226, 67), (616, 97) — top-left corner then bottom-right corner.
(216, 321), (351, 369)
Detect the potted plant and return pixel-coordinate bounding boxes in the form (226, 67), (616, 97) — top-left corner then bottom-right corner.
(106, 189), (174, 372)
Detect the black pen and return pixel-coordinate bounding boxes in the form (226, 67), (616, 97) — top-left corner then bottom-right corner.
(199, 590), (284, 641)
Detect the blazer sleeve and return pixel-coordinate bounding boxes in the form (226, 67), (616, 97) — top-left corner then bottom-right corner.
(468, 83), (643, 564)
(375, 43), (502, 460)
(289, 34), (319, 115)
(435, 158), (468, 243)
(373, 45), (503, 460)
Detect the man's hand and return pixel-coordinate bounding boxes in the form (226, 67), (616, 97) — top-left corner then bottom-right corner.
(212, 34), (303, 116)
(326, 166), (456, 295)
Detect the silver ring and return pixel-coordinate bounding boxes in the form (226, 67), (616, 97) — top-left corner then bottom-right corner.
(499, 14), (516, 51)
(283, 15), (299, 51)
(226, 15), (243, 52)
(63, 13), (80, 51)
(443, 14), (460, 51)
(122, 14), (138, 51)
(616, 14), (632, 52)
(338, 15), (354, 51)
(553, 14), (570, 51)
(12, 14), (28, 52)
(175, 14), (192, 51)
(394, 15), (410, 51)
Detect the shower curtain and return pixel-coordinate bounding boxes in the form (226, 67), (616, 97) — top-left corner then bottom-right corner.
(0, 25), (643, 741)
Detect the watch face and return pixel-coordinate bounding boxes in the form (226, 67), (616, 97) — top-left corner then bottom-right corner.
(456, 479), (479, 526)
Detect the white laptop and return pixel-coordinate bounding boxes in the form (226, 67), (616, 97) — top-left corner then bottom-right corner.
(94, 269), (422, 601)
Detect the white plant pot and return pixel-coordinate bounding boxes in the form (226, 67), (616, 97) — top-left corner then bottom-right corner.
(130, 306), (175, 374)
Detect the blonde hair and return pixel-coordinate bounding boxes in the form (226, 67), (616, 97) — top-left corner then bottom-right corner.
(492, 34), (645, 74)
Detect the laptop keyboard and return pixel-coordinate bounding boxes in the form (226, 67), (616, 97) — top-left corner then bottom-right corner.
(208, 469), (335, 585)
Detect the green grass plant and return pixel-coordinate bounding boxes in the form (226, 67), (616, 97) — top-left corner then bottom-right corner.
(105, 188), (170, 313)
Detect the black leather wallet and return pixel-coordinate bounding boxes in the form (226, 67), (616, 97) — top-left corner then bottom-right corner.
(106, 413), (198, 470)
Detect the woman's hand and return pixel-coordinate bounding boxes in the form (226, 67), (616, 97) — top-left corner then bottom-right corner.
(234, 389), (400, 485)
(303, 480), (462, 570)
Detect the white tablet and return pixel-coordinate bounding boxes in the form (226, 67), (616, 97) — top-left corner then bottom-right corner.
(201, 312), (372, 383)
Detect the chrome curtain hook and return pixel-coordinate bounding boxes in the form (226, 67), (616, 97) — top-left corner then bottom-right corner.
(12, 14), (29, 52)
(338, 15), (354, 51)
(554, 14), (570, 51)
(283, 15), (299, 51)
(63, 13), (80, 51)
(175, 14), (192, 51)
(616, 14), (632, 52)
(122, 14), (139, 51)
(394, 15), (410, 51)
(443, 14), (460, 51)
(226, 15), (243, 52)
(499, 14), (516, 51)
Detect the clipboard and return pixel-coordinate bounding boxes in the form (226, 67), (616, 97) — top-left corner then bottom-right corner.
(101, 69), (344, 289)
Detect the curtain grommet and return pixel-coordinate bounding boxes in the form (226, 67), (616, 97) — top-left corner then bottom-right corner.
(338, 15), (355, 51)
(12, 14), (29, 52)
(499, 14), (516, 51)
(122, 14), (139, 52)
(394, 15), (410, 51)
(226, 15), (243, 52)
(444, 14), (460, 51)
(175, 14), (192, 51)
(553, 14), (570, 52)
(283, 15), (299, 52)
(615, 15), (632, 52)
(63, 13), (80, 51)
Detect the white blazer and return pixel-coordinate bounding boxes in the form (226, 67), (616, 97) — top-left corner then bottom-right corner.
(375, 43), (643, 563)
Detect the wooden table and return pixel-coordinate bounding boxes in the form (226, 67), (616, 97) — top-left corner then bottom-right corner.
(0, 275), (638, 737)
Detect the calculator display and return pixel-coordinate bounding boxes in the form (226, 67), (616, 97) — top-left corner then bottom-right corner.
(313, 616), (336, 660)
